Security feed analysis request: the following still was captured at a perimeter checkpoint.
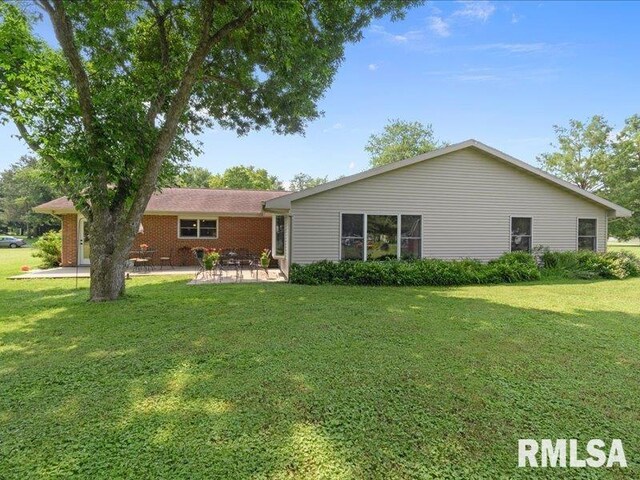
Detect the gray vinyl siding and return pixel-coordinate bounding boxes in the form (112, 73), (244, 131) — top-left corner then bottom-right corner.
(290, 148), (608, 264)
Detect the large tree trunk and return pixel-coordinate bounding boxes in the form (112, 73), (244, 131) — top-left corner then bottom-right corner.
(88, 208), (139, 301)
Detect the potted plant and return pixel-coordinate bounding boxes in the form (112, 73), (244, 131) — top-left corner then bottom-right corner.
(203, 248), (220, 270)
(260, 248), (271, 268)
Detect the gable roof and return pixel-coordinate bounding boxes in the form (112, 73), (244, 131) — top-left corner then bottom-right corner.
(34, 188), (289, 216)
(264, 139), (632, 217)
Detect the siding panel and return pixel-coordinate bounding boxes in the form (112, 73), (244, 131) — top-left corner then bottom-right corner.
(290, 149), (608, 264)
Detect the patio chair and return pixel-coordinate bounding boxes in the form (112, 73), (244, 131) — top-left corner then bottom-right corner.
(193, 251), (207, 279)
(159, 248), (174, 270)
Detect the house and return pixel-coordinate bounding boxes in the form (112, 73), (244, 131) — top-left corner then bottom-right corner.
(35, 140), (632, 275)
(263, 140), (632, 275)
(33, 188), (289, 267)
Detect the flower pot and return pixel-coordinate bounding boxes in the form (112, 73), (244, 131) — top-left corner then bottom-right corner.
(260, 259), (270, 268)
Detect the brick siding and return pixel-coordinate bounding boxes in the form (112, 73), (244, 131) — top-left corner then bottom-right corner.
(61, 214), (273, 266)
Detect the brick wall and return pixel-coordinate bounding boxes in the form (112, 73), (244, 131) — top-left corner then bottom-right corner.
(61, 214), (273, 266)
(61, 214), (78, 267)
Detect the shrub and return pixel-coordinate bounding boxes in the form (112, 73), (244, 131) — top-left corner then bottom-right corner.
(32, 231), (62, 268)
(541, 250), (640, 280)
(290, 252), (541, 287)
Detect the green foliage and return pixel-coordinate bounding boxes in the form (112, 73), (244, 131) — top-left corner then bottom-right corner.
(538, 115), (612, 192)
(31, 230), (62, 268)
(365, 119), (445, 167)
(175, 166), (214, 188)
(0, 156), (61, 236)
(607, 114), (640, 240)
(289, 173), (328, 191)
(209, 165), (282, 190)
(541, 250), (640, 279)
(290, 252), (541, 286)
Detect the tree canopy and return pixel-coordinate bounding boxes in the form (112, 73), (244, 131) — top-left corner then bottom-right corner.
(289, 172), (328, 191)
(537, 115), (612, 192)
(176, 166), (214, 188)
(0, 0), (420, 300)
(606, 115), (640, 240)
(0, 156), (61, 236)
(209, 165), (282, 190)
(365, 119), (444, 167)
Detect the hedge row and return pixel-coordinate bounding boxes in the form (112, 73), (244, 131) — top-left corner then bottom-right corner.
(541, 250), (640, 279)
(289, 252), (540, 286)
(289, 250), (640, 286)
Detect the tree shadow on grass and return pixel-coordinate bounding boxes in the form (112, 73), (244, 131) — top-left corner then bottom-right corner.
(1, 278), (639, 478)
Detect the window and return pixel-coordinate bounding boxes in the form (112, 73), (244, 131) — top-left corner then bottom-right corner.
(274, 215), (285, 257)
(401, 215), (422, 259)
(511, 217), (532, 252)
(578, 218), (597, 251)
(367, 215), (398, 260)
(179, 218), (217, 239)
(341, 213), (423, 261)
(341, 214), (365, 260)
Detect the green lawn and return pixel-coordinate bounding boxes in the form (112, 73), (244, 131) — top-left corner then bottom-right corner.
(1, 248), (639, 478)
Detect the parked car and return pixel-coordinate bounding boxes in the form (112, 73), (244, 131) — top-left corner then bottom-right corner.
(0, 236), (27, 248)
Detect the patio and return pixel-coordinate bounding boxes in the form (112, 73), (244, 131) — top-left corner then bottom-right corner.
(8, 266), (285, 283)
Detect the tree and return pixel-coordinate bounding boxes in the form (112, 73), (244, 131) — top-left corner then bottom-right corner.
(0, 0), (419, 300)
(209, 165), (282, 190)
(538, 116), (612, 192)
(606, 115), (640, 240)
(0, 156), (61, 236)
(176, 166), (214, 188)
(289, 172), (328, 191)
(365, 119), (444, 167)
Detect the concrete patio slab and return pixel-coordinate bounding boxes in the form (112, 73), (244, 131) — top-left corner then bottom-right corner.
(9, 266), (195, 279)
(8, 266), (286, 283)
(188, 268), (286, 284)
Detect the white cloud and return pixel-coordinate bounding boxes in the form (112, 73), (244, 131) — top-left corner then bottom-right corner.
(428, 16), (450, 37)
(323, 122), (344, 133)
(348, 161), (355, 170)
(369, 24), (425, 46)
(427, 66), (560, 84)
(511, 13), (523, 24)
(467, 42), (548, 53)
(368, 63), (379, 71)
(453, 1), (496, 22)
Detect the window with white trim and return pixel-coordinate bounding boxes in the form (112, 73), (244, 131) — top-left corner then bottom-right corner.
(340, 213), (422, 261)
(578, 218), (597, 251)
(401, 215), (422, 259)
(511, 217), (532, 252)
(178, 218), (218, 238)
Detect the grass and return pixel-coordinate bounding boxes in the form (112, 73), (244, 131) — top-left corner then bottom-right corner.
(1, 247), (639, 478)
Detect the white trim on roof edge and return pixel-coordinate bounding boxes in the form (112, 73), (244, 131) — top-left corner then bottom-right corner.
(263, 139), (632, 218)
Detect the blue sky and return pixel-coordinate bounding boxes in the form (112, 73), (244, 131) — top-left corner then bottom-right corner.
(1, 1), (639, 184)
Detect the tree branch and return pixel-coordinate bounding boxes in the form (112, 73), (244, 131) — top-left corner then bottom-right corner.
(39, 0), (96, 139)
(120, 2), (254, 245)
(145, 0), (171, 125)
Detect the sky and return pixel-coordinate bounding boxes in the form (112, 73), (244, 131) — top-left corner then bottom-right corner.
(1, 0), (639, 184)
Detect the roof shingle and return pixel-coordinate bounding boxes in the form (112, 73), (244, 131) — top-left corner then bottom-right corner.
(34, 188), (289, 215)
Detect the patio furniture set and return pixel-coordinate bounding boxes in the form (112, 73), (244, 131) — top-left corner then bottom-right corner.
(128, 248), (173, 272)
(194, 248), (271, 282)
